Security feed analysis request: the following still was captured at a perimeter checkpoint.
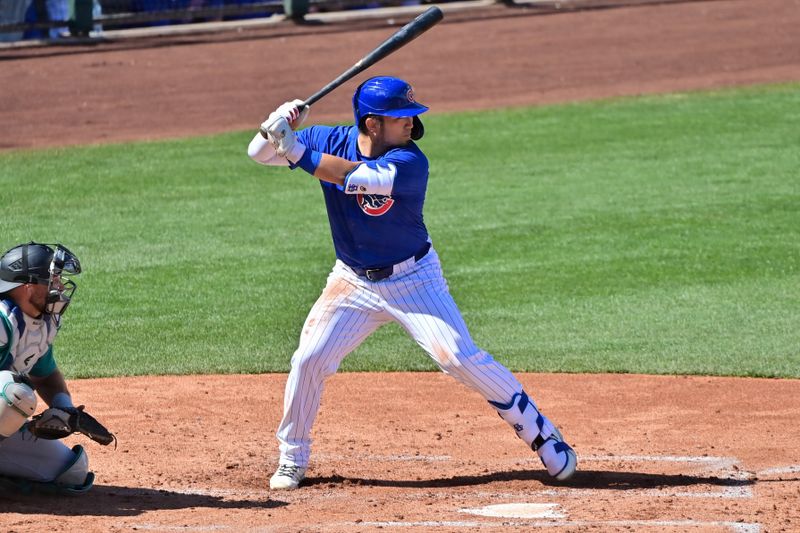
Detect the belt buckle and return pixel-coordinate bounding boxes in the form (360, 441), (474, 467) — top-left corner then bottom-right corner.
(365, 266), (393, 281)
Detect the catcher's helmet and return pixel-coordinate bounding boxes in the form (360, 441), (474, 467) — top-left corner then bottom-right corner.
(352, 76), (428, 140)
(0, 242), (81, 315)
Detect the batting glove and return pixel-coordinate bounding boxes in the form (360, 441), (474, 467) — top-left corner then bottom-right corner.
(264, 115), (306, 162)
(275, 99), (310, 129)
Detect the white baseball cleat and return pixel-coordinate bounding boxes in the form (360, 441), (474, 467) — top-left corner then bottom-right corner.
(269, 464), (307, 490)
(536, 427), (577, 481)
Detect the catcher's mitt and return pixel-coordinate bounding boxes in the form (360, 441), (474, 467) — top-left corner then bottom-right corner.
(27, 406), (116, 446)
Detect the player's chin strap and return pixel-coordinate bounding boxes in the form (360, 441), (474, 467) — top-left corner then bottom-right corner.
(488, 391), (556, 451)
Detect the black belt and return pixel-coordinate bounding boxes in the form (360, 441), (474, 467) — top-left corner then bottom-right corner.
(351, 242), (431, 282)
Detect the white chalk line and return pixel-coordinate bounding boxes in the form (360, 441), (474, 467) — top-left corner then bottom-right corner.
(460, 502), (565, 519)
(314, 453), (452, 462)
(539, 485), (753, 499)
(128, 526), (230, 532)
(576, 454), (749, 475)
(352, 519), (760, 531)
(160, 487), (270, 498)
(756, 464), (800, 476)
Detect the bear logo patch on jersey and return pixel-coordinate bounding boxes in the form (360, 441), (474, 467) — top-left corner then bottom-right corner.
(357, 194), (394, 216)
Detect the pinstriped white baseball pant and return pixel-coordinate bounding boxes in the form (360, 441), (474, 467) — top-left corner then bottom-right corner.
(276, 246), (525, 468)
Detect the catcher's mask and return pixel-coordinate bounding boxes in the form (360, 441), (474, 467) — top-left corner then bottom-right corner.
(353, 76), (428, 140)
(0, 242), (81, 316)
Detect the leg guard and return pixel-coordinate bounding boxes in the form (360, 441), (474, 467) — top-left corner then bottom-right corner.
(489, 391), (556, 446)
(0, 444), (95, 496)
(53, 445), (93, 493)
(490, 391), (577, 481)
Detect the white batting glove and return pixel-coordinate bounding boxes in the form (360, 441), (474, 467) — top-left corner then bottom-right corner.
(260, 111), (281, 137)
(264, 115), (306, 162)
(275, 99), (310, 129)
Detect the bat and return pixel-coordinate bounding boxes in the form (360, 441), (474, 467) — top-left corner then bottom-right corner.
(260, 6), (443, 140)
(301, 6), (444, 108)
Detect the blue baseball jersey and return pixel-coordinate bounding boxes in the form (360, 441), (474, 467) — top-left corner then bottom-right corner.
(296, 125), (430, 269)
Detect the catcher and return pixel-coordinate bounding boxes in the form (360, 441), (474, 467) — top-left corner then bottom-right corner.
(0, 242), (114, 495)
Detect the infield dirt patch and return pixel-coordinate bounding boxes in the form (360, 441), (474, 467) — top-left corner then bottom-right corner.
(3, 373), (800, 531)
(1, 0), (799, 531)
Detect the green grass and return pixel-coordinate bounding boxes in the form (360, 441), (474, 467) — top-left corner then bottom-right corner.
(1, 83), (798, 378)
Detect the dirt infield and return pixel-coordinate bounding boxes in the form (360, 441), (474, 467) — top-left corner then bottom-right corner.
(2, 0), (800, 531)
(3, 374), (800, 531)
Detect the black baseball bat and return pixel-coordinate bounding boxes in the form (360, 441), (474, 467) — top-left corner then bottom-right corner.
(302, 6), (444, 107)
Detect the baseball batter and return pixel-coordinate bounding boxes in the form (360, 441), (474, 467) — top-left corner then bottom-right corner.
(248, 76), (577, 490)
(0, 242), (113, 494)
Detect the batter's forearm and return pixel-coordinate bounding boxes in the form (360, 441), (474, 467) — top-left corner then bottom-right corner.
(247, 132), (286, 166)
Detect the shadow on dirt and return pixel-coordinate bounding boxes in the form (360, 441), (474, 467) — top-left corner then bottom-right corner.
(305, 469), (755, 490)
(0, 484), (287, 516)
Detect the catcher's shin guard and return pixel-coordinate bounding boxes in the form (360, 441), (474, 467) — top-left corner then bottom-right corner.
(0, 445), (93, 496)
(490, 391), (577, 481)
(53, 445), (93, 493)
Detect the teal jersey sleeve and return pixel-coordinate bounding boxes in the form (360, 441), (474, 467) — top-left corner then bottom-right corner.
(0, 311), (12, 369)
(29, 346), (57, 377)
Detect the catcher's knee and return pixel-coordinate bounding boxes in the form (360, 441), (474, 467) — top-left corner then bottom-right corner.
(54, 445), (93, 493)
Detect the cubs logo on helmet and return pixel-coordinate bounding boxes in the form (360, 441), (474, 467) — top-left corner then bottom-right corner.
(357, 194), (394, 216)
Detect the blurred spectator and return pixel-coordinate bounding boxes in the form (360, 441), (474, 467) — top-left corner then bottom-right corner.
(0, 0), (33, 41)
(92, 0), (103, 35)
(46, 0), (69, 37)
(19, 0), (67, 39)
(22, 0), (48, 39)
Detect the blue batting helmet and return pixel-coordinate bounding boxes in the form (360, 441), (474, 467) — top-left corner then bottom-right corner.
(352, 76), (428, 140)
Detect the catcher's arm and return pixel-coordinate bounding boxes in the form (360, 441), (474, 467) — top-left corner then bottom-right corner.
(27, 369), (70, 407)
(27, 372), (116, 446)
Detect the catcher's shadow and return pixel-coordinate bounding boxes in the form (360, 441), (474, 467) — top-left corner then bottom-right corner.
(305, 469), (756, 490)
(0, 485), (286, 516)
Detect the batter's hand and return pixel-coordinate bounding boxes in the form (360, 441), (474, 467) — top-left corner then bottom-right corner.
(275, 99), (310, 130)
(264, 115), (305, 162)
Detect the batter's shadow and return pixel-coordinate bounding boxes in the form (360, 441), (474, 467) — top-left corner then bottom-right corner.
(0, 484), (287, 516)
(305, 469), (755, 490)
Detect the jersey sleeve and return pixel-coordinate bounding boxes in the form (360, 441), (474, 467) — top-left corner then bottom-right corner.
(374, 147), (429, 197)
(0, 312), (10, 350)
(29, 346), (57, 377)
(296, 125), (335, 153)
(0, 311), (12, 370)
